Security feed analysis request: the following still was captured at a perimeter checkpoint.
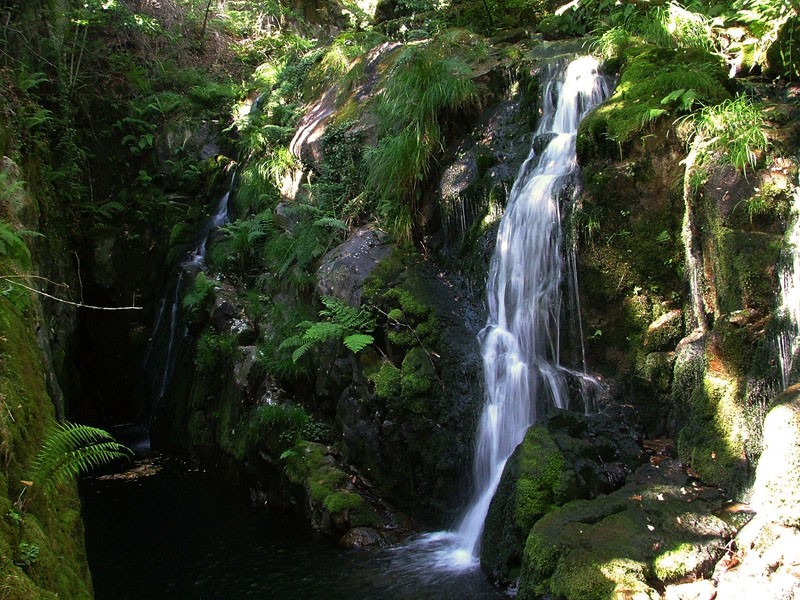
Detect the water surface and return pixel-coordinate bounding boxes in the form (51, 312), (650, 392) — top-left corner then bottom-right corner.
(81, 454), (507, 600)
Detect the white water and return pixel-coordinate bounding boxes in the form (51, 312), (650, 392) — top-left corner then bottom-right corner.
(778, 181), (800, 389)
(141, 182), (232, 422)
(430, 56), (611, 567)
(186, 188), (232, 268)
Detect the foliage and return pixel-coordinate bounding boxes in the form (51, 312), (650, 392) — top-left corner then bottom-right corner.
(304, 31), (387, 99)
(211, 211), (273, 273)
(249, 403), (310, 451)
(280, 296), (375, 362)
(732, 0), (797, 39)
(305, 120), (369, 226)
(579, 45), (730, 151)
(0, 221), (32, 268)
(30, 422), (132, 497)
(195, 330), (239, 375)
(259, 203), (347, 292)
(182, 271), (218, 316)
(254, 300), (315, 380)
(366, 35), (479, 240)
(684, 96), (770, 174)
(13, 542), (40, 569)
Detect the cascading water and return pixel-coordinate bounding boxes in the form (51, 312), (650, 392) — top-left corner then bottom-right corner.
(138, 180), (233, 424)
(777, 180), (800, 389)
(439, 56), (612, 566)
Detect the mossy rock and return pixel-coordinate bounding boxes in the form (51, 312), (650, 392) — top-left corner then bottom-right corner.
(480, 425), (579, 583)
(752, 385), (800, 527)
(518, 460), (733, 600)
(481, 410), (644, 583)
(712, 228), (781, 314)
(0, 292), (93, 598)
(675, 365), (750, 493)
(578, 45), (730, 158)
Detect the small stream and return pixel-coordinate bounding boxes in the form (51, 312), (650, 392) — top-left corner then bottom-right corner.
(80, 443), (507, 600)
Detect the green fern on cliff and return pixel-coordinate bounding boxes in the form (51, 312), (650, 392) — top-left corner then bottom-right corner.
(280, 295), (375, 362)
(30, 422), (132, 496)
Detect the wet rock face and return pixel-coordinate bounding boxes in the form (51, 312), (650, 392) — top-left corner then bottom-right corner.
(316, 227), (394, 307)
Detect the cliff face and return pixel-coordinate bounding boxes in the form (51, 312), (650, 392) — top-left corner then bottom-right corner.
(1, 121), (92, 598)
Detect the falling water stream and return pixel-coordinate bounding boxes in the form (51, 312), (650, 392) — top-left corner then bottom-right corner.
(437, 55), (612, 567)
(138, 181), (232, 423)
(778, 180), (800, 389)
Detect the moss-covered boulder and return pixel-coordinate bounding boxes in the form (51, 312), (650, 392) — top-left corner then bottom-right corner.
(0, 291), (93, 598)
(518, 459), (734, 600)
(337, 249), (485, 523)
(480, 409), (645, 583)
(578, 45), (730, 158)
(480, 425), (578, 583)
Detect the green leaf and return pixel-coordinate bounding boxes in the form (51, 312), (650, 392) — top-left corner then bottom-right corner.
(31, 422), (132, 495)
(343, 333), (374, 353)
(291, 342), (313, 363)
(661, 88), (686, 104)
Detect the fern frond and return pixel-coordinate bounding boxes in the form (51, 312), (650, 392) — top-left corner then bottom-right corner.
(291, 342), (314, 363)
(313, 216), (348, 231)
(303, 321), (344, 342)
(278, 334), (304, 351)
(343, 333), (374, 353)
(31, 422), (132, 495)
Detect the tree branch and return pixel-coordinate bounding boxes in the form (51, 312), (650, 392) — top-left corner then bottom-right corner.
(1, 276), (142, 311)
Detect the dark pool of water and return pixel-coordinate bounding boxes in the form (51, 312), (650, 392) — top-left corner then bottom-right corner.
(81, 453), (508, 600)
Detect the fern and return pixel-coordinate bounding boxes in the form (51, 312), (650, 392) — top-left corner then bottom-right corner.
(183, 272), (218, 316)
(343, 333), (374, 353)
(0, 221), (32, 267)
(281, 296), (375, 362)
(31, 422), (132, 495)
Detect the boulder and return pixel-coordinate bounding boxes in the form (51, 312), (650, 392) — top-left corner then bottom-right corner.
(481, 408), (644, 584)
(644, 309), (683, 351)
(316, 227), (393, 307)
(338, 527), (385, 549)
(751, 384), (800, 526)
(518, 459), (734, 600)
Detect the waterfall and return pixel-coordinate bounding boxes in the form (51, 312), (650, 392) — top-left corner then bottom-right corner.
(447, 56), (611, 563)
(139, 179), (233, 425)
(778, 181), (800, 389)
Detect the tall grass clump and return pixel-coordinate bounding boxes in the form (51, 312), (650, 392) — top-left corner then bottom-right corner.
(365, 36), (479, 240)
(684, 95), (770, 175)
(640, 2), (717, 50)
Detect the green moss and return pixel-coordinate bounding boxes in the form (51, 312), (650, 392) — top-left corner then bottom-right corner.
(550, 551), (617, 600)
(653, 542), (702, 581)
(368, 361), (402, 400)
(515, 427), (572, 530)
(0, 290), (93, 598)
(400, 347), (436, 400)
(309, 467), (348, 502)
(676, 370), (749, 492)
(323, 490), (363, 515)
(713, 228), (781, 313)
(578, 44), (730, 157)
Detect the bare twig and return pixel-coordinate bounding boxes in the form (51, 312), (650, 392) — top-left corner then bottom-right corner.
(1, 276), (142, 311)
